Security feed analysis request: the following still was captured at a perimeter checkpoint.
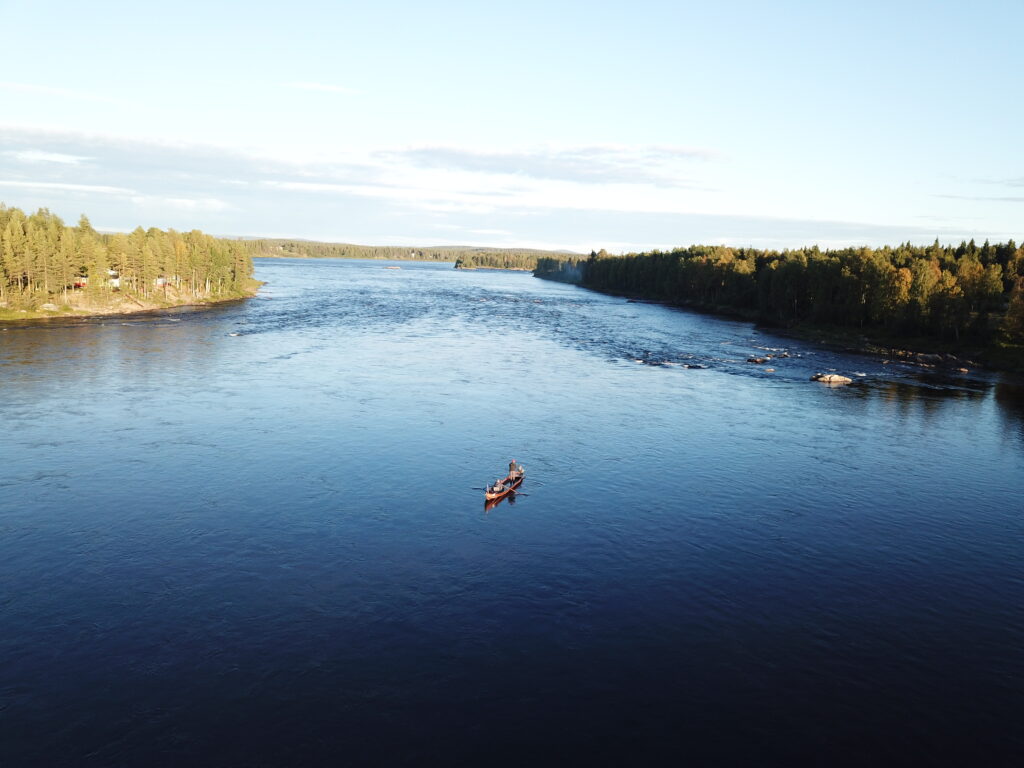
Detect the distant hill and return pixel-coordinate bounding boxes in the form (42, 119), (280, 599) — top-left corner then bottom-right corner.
(240, 238), (579, 270)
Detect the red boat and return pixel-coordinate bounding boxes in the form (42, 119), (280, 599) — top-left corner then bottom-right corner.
(485, 462), (525, 503)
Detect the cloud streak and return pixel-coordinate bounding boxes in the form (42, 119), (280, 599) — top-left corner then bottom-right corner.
(0, 179), (133, 195)
(378, 144), (714, 186)
(935, 194), (1024, 203)
(5, 150), (90, 165)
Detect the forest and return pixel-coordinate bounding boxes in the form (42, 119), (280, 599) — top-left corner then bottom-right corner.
(243, 238), (561, 270)
(536, 241), (1024, 359)
(0, 204), (255, 315)
(452, 250), (550, 270)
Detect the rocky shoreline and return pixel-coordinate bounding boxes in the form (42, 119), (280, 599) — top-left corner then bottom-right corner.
(585, 285), (1020, 375)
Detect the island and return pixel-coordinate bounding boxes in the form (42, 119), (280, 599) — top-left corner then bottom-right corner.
(0, 205), (258, 320)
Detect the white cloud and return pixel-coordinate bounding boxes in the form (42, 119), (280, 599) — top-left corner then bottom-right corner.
(5, 150), (90, 165)
(131, 196), (232, 212)
(378, 143), (714, 186)
(0, 179), (133, 195)
(262, 168), (717, 218)
(285, 81), (361, 95)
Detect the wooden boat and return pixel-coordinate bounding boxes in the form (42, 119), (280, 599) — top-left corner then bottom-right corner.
(485, 463), (525, 503)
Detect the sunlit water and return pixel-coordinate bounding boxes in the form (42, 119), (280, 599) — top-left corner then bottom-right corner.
(2, 259), (1022, 766)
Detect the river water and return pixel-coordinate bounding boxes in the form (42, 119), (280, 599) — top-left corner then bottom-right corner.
(2, 258), (1022, 766)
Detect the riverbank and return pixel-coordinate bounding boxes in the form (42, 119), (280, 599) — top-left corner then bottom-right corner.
(770, 322), (1023, 375)
(0, 279), (261, 323)
(541, 277), (1024, 375)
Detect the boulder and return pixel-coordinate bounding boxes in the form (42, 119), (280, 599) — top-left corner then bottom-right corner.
(811, 373), (852, 384)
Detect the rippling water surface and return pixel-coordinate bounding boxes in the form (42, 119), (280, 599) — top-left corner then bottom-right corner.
(2, 258), (1022, 765)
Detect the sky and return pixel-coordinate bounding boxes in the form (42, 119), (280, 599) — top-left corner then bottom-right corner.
(1, 0), (1022, 252)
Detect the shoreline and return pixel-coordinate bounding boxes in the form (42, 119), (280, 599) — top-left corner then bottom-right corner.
(539, 276), (1024, 376)
(0, 284), (261, 324)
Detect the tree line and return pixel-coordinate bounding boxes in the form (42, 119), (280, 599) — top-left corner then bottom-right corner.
(0, 204), (255, 309)
(453, 250), (550, 270)
(243, 238), (563, 270)
(536, 241), (1024, 352)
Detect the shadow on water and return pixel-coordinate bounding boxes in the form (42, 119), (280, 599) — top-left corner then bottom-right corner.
(995, 380), (1024, 440)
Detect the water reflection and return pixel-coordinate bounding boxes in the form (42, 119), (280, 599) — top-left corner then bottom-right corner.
(484, 490), (519, 513)
(995, 380), (1024, 442)
(0, 306), (238, 398)
(871, 378), (987, 410)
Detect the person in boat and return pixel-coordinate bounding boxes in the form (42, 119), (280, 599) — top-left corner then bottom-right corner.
(509, 459), (523, 480)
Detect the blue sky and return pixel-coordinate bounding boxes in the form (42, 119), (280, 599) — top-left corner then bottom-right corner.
(1, 0), (1021, 251)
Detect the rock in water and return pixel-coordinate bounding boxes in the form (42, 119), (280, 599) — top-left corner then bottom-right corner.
(811, 373), (853, 384)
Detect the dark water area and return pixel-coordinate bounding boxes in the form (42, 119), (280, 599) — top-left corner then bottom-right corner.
(2, 258), (1022, 766)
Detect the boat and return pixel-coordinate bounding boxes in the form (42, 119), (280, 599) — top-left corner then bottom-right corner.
(485, 461), (525, 503)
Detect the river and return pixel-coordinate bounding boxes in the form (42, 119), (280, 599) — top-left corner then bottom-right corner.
(2, 258), (1022, 765)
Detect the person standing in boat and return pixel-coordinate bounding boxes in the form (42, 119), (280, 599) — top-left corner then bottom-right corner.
(509, 459), (521, 479)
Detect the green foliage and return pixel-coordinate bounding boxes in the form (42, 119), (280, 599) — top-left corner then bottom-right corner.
(0, 203), (254, 309)
(452, 251), (542, 270)
(1001, 279), (1024, 346)
(535, 240), (1024, 354)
